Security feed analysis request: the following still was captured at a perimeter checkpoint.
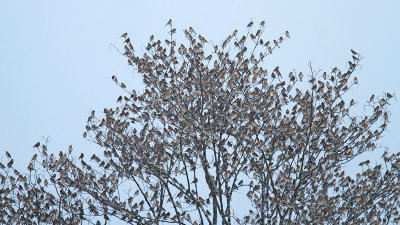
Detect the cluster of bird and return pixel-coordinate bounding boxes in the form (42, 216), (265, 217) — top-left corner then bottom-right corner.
(7, 20), (394, 225)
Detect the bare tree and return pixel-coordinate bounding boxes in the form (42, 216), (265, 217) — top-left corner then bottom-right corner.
(1, 20), (399, 225)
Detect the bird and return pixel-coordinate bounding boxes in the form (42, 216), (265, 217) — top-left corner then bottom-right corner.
(351, 49), (357, 55)
(33, 142), (40, 148)
(232, 30), (238, 37)
(299, 72), (304, 81)
(247, 21), (254, 27)
(7, 159), (13, 168)
(68, 145), (73, 154)
(166, 19), (172, 26)
(198, 35), (207, 43)
(359, 160), (370, 166)
(121, 33), (128, 39)
(369, 95), (375, 103)
(379, 98), (389, 106)
(285, 31), (290, 38)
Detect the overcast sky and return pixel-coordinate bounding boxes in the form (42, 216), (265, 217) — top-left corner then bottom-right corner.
(1, 1), (399, 174)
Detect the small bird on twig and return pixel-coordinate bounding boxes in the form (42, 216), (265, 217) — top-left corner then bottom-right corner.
(33, 142), (40, 148)
(166, 19), (172, 26)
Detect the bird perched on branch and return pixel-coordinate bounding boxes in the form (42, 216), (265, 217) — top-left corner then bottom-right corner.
(33, 142), (40, 148)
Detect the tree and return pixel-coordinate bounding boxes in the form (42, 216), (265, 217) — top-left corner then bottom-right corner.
(1, 20), (399, 224)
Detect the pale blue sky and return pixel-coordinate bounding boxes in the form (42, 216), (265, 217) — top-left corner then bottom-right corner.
(0, 1), (399, 173)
